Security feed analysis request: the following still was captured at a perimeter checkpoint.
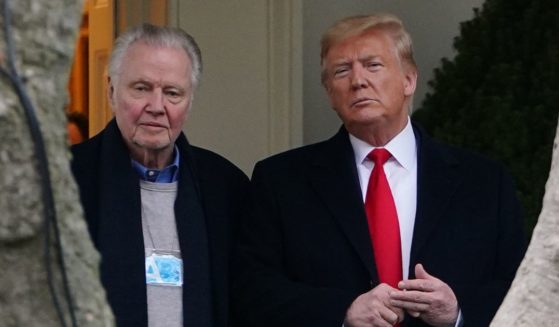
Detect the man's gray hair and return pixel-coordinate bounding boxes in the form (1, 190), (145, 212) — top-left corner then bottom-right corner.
(108, 23), (202, 88)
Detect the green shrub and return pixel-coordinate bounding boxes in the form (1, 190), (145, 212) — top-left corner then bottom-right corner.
(412, 0), (559, 235)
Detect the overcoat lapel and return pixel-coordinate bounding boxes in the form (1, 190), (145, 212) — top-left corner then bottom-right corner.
(97, 120), (147, 324)
(174, 135), (214, 327)
(409, 125), (462, 273)
(308, 128), (378, 281)
(307, 125), (465, 283)
(192, 164), (230, 327)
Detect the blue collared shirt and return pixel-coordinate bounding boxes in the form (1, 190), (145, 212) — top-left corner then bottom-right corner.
(131, 146), (180, 183)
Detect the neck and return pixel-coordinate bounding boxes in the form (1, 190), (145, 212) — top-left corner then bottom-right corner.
(348, 121), (407, 147)
(130, 146), (174, 169)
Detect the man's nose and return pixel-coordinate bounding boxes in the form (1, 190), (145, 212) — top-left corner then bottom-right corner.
(146, 89), (165, 113)
(350, 67), (368, 89)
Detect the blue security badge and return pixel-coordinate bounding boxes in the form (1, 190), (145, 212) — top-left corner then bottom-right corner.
(145, 253), (183, 287)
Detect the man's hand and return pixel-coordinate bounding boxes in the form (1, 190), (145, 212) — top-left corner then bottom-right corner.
(345, 283), (404, 327)
(389, 264), (459, 327)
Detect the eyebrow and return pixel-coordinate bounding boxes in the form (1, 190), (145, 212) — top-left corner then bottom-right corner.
(130, 79), (152, 85)
(329, 58), (351, 66)
(330, 55), (382, 66)
(359, 55), (381, 62)
(130, 79), (186, 90)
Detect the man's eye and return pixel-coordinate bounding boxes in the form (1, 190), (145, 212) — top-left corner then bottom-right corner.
(334, 68), (349, 77)
(366, 62), (382, 70)
(165, 90), (185, 103)
(165, 90), (183, 99)
(134, 85), (148, 92)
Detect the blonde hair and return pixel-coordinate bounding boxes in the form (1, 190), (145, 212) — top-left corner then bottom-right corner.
(320, 13), (417, 84)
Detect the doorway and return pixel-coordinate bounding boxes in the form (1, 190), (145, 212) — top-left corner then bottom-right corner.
(67, 0), (168, 143)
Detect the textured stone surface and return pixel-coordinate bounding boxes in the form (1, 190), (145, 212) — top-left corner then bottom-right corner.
(492, 119), (559, 326)
(0, 0), (113, 325)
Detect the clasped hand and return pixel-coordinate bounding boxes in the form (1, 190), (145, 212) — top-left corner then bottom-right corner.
(345, 264), (458, 327)
(389, 264), (459, 327)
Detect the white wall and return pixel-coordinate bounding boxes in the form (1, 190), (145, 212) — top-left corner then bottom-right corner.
(302, 0), (484, 144)
(169, 0), (302, 175)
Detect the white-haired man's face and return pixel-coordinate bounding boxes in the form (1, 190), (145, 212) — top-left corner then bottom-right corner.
(109, 41), (192, 166)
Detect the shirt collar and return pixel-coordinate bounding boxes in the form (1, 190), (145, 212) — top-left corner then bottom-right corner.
(349, 117), (416, 170)
(131, 145), (180, 183)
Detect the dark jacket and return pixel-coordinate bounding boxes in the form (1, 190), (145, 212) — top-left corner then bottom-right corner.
(233, 123), (526, 327)
(72, 120), (249, 327)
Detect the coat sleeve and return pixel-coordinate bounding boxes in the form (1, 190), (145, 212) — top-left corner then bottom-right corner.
(451, 167), (527, 326)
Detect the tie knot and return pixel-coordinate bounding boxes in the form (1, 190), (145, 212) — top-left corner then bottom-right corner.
(368, 148), (392, 165)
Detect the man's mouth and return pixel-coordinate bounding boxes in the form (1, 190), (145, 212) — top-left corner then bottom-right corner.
(351, 97), (377, 107)
(140, 122), (167, 129)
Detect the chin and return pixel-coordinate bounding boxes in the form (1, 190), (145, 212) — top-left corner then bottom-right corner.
(346, 112), (385, 125)
(134, 138), (172, 151)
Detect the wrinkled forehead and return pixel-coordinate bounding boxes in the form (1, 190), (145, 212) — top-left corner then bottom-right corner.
(116, 42), (192, 83)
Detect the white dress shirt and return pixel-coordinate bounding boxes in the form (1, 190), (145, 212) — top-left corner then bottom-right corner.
(349, 117), (417, 279)
(348, 118), (463, 326)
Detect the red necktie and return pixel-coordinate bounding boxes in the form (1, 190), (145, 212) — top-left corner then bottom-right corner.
(365, 148), (402, 289)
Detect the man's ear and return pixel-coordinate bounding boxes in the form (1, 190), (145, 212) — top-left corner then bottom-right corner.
(107, 76), (116, 109)
(403, 68), (417, 97)
(323, 77), (333, 96)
